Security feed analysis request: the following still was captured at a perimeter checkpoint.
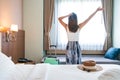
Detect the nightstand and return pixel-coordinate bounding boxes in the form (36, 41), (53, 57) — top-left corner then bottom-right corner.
(24, 61), (36, 64)
(16, 61), (35, 65)
(18, 58), (35, 64)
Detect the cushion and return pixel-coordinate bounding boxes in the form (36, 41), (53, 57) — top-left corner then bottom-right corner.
(98, 68), (120, 80)
(0, 52), (24, 80)
(0, 52), (15, 71)
(104, 47), (120, 60)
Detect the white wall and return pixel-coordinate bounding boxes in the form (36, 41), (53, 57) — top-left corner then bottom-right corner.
(23, 0), (43, 63)
(0, 0), (22, 51)
(113, 0), (120, 47)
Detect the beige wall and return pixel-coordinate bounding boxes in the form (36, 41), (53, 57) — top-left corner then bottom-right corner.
(23, 0), (43, 63)
(0, 0), (43, 63)
(0, 0), (22, 51)
(0, 0), (22, 29)
(113, 0), (120, 48)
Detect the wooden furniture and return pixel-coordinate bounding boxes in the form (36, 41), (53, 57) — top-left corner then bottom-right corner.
(1, 30), (25, 63)
(23, 61), (35, 64)
(17, 61), (36, 64)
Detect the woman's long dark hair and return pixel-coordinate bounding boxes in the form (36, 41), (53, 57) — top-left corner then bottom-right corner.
(68, 12), (79, 32)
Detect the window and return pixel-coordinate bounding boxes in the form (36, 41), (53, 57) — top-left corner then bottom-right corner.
(49, 0), (106, 50)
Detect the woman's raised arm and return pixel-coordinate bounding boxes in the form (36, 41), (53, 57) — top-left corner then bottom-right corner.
(79, 7), (103, 29)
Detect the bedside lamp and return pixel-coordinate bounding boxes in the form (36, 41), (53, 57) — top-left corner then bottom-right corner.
(10, 24), (18, 32)
(6, 24), (18, 42)
(0, 26), (8, 32)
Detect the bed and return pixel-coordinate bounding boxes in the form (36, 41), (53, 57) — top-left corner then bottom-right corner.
(1, 52), (120, 80)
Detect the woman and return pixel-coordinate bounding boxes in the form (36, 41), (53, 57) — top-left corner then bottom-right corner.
(58, 7), (103, 64)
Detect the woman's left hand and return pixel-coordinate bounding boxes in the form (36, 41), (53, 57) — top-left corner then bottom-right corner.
(97, 7), (103, 11)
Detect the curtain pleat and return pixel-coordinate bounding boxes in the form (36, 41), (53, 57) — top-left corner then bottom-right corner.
(102, 0), (113, 51)
(44, 0), (54, 50)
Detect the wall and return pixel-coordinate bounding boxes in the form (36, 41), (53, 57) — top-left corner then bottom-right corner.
(113, 0), (120, 47)
(0, 0), (43, 63)
(23, 0), (43, 63)
(0, 0), (22, 51)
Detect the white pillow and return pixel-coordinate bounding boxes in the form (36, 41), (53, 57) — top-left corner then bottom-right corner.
(0, 52), (15, 71)
(0, 52), (25, 80)
(98, 68), (120, 80)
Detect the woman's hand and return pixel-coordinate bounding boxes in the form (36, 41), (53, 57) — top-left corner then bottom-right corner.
(96, 7), (103, 11)
(68, 13), (73, 17)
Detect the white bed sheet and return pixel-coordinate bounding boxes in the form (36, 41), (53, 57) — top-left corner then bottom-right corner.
(15, 64), (35, 80)
(46, 64), (120, 80)
(15, 64), (120, 80)
(15, 63), (49, 80)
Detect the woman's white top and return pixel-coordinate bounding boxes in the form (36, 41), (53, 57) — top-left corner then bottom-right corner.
(66, 27), (80, 41)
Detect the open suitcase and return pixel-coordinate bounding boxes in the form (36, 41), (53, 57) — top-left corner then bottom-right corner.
(43, 45), (59, 64)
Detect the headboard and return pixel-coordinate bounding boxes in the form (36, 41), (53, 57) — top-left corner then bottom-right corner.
(1, 30), (25, 63)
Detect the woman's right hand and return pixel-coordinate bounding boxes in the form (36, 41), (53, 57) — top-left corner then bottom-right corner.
(68, 13), (73, 17)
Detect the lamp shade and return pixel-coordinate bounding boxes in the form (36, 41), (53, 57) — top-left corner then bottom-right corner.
(10, 24), (18, 32)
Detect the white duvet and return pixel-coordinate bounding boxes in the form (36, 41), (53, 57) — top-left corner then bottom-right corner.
(15, 64), (120, 80)
(1, 52), (120, 80)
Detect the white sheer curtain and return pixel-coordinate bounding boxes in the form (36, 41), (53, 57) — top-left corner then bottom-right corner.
(50, 0), (106, 50)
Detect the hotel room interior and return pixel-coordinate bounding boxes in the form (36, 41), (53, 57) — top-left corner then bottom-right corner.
(0, 0), (120, 80)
